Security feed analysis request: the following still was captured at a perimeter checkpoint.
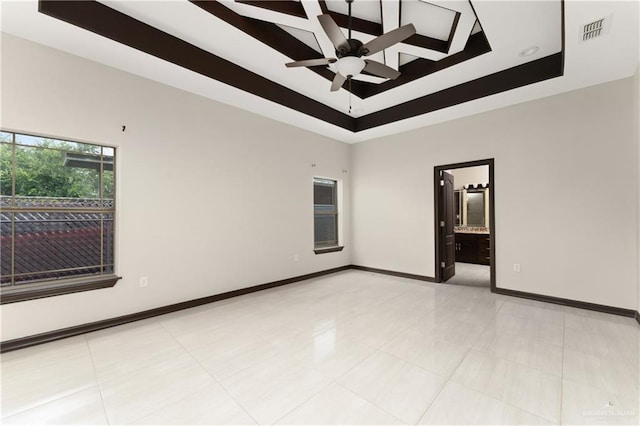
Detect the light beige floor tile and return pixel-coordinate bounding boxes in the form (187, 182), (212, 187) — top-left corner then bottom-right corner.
(562, 378), (639, 425)
(1, 349), (97, 417)
(159, 299), (257, 337)
(291, 328), (380, 380)
(87, 321), (187, 383)
(440, 297), (503, 323)
(564, 326), (639, 369)
(0, 336), (89, 377)
(2, 270), (639, 426)
(336, 351), (446, 424)
(564, 307), (640, 332)
(451, 350), (561, 423)
(499, 300), (565, 325)
(327, 312), (413, 350)
(419, 381), (554, 425)
(380, 328), (469, 377)
(133, 382), (256, 425)
(220, 350), (332, 425)
(180, 324), (290, 381)
(1, 386), (107, 425)
(99, 352), (214, 424)
(411, 309), (490, 348)
(473, 328), (563, 376)
(275, 382), (403, 425)
(86, 320), (173, 351)
(482, 311), (564, 347)
(563, 348), (639, 396)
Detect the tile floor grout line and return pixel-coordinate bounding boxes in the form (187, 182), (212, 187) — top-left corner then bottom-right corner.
(268, 380), (340, 425)
(455, 294), (564, 424)
(414, 348), (470, 424)
(414, 299), (502, 424)
(329, 350), (427, 426)
(98, 322), (218, 425)
(448, 345), (564, 424)
(3, 269), (635, 425)
(469, 324), (565, 378)
(157, 321), (261, 425)
(159, 311), (295, 384)
(333, 380), (409, 425)
(380, 338), (473, 381)
(0, 338), (103, 422)
(84, 335), (112, 425)
(448, 379), (560, 425)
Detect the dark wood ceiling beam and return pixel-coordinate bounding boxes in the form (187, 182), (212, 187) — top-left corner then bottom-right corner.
(38, 0), (356, 131)
(192, 1), (372, 98)
(235, 1), (307, 19)
(361, 31), (491, 97)
(355, 52), (564, 131)
(318, 0), (383, 36)
(37, 0), (564, 133)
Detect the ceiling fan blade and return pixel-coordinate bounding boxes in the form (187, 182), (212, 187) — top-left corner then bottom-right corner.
(361, 24), (416, 56)
(363, 60), (401, 80)
(330, 72), (347, 92)
(318, 14), (349, 53)
(285, 58), (337, 68)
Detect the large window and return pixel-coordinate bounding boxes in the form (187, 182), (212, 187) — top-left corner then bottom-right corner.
(0, 131), (118, 303)
(313, 178), (340, 251)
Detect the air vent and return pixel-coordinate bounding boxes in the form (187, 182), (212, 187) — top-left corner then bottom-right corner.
(580, 15), (612, 42)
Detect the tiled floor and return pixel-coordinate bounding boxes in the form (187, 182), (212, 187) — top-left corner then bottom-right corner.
(1, 270), (638, 425)
(445, 262), (490, 287)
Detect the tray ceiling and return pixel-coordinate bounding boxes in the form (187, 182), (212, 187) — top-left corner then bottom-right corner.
(1, 1), (638, 142)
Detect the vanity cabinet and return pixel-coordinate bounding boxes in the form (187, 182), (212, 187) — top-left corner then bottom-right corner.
(455, 233), (490, 265)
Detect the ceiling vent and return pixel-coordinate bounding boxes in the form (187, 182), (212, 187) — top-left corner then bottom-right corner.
(580, 15), (612, 42)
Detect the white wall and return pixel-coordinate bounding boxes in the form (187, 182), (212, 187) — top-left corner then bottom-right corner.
(635, 65), (640, 314)
(0, 35), (351, 340)
(449, 166), (489, 190)
(351, 77), (639, 310)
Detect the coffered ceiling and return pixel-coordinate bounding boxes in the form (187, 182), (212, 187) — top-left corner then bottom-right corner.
(1, 1), (638, 142)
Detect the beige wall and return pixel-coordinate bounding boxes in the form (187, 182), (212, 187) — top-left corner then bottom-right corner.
(1, 34), (639, 342)
(351, 77), (639, 310)
(0, 35), (351, 340)
(635, 65), (640, 314)
(449, 166), (489, 191)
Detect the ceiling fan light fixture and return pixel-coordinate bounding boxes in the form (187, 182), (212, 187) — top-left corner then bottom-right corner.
(336, 56), (365, 78)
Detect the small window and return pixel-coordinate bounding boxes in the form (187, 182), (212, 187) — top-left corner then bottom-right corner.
(313, 178), (338, 249)
(0, 131), (119, 303)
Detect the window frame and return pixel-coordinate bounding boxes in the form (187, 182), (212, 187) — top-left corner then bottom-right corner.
(0, 130), (120, 304)
(313, 177), (344, 254)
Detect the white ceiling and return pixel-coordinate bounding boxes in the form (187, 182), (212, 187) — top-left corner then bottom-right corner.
(1, 0), (638, 143)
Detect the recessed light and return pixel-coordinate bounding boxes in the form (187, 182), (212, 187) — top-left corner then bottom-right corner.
(519, 46), (539, 57)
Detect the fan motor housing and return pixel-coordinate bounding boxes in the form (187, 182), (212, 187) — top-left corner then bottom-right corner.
(337, 39), (367, 58)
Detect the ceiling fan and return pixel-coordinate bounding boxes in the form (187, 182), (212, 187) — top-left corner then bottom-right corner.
(285, 0), (416, 92)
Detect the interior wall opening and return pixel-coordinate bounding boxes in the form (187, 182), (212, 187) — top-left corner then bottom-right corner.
(434, 159), (495, 290)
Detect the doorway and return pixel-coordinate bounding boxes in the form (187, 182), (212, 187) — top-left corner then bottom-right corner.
(434, 159), (495, 291)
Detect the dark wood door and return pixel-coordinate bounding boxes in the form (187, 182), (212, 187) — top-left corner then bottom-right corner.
(440, 171), (455, 281)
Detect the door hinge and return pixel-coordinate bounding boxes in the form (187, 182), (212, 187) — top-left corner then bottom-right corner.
(440, 180), (444, 186)
(440, 221), (445, 227)
(440, 261), (446, 268)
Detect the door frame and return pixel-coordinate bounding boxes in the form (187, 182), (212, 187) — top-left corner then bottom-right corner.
(433, 158), (496, 291)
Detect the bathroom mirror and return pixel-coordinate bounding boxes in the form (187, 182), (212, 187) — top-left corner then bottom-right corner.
(455, 188), (488, 227)
(466, 190), (485, 226)
(454, 190), (462, 226)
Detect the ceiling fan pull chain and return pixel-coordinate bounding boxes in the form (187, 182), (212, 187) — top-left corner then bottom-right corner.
(349, 78), (352, 114)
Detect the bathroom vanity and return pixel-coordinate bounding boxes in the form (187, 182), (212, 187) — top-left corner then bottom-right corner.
(454, 232), (490, 265)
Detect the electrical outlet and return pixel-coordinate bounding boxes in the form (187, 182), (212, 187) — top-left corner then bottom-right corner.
(293, 254), (299, 262)
(139, 276), (148, 287)
(513, 264), (521, 273)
